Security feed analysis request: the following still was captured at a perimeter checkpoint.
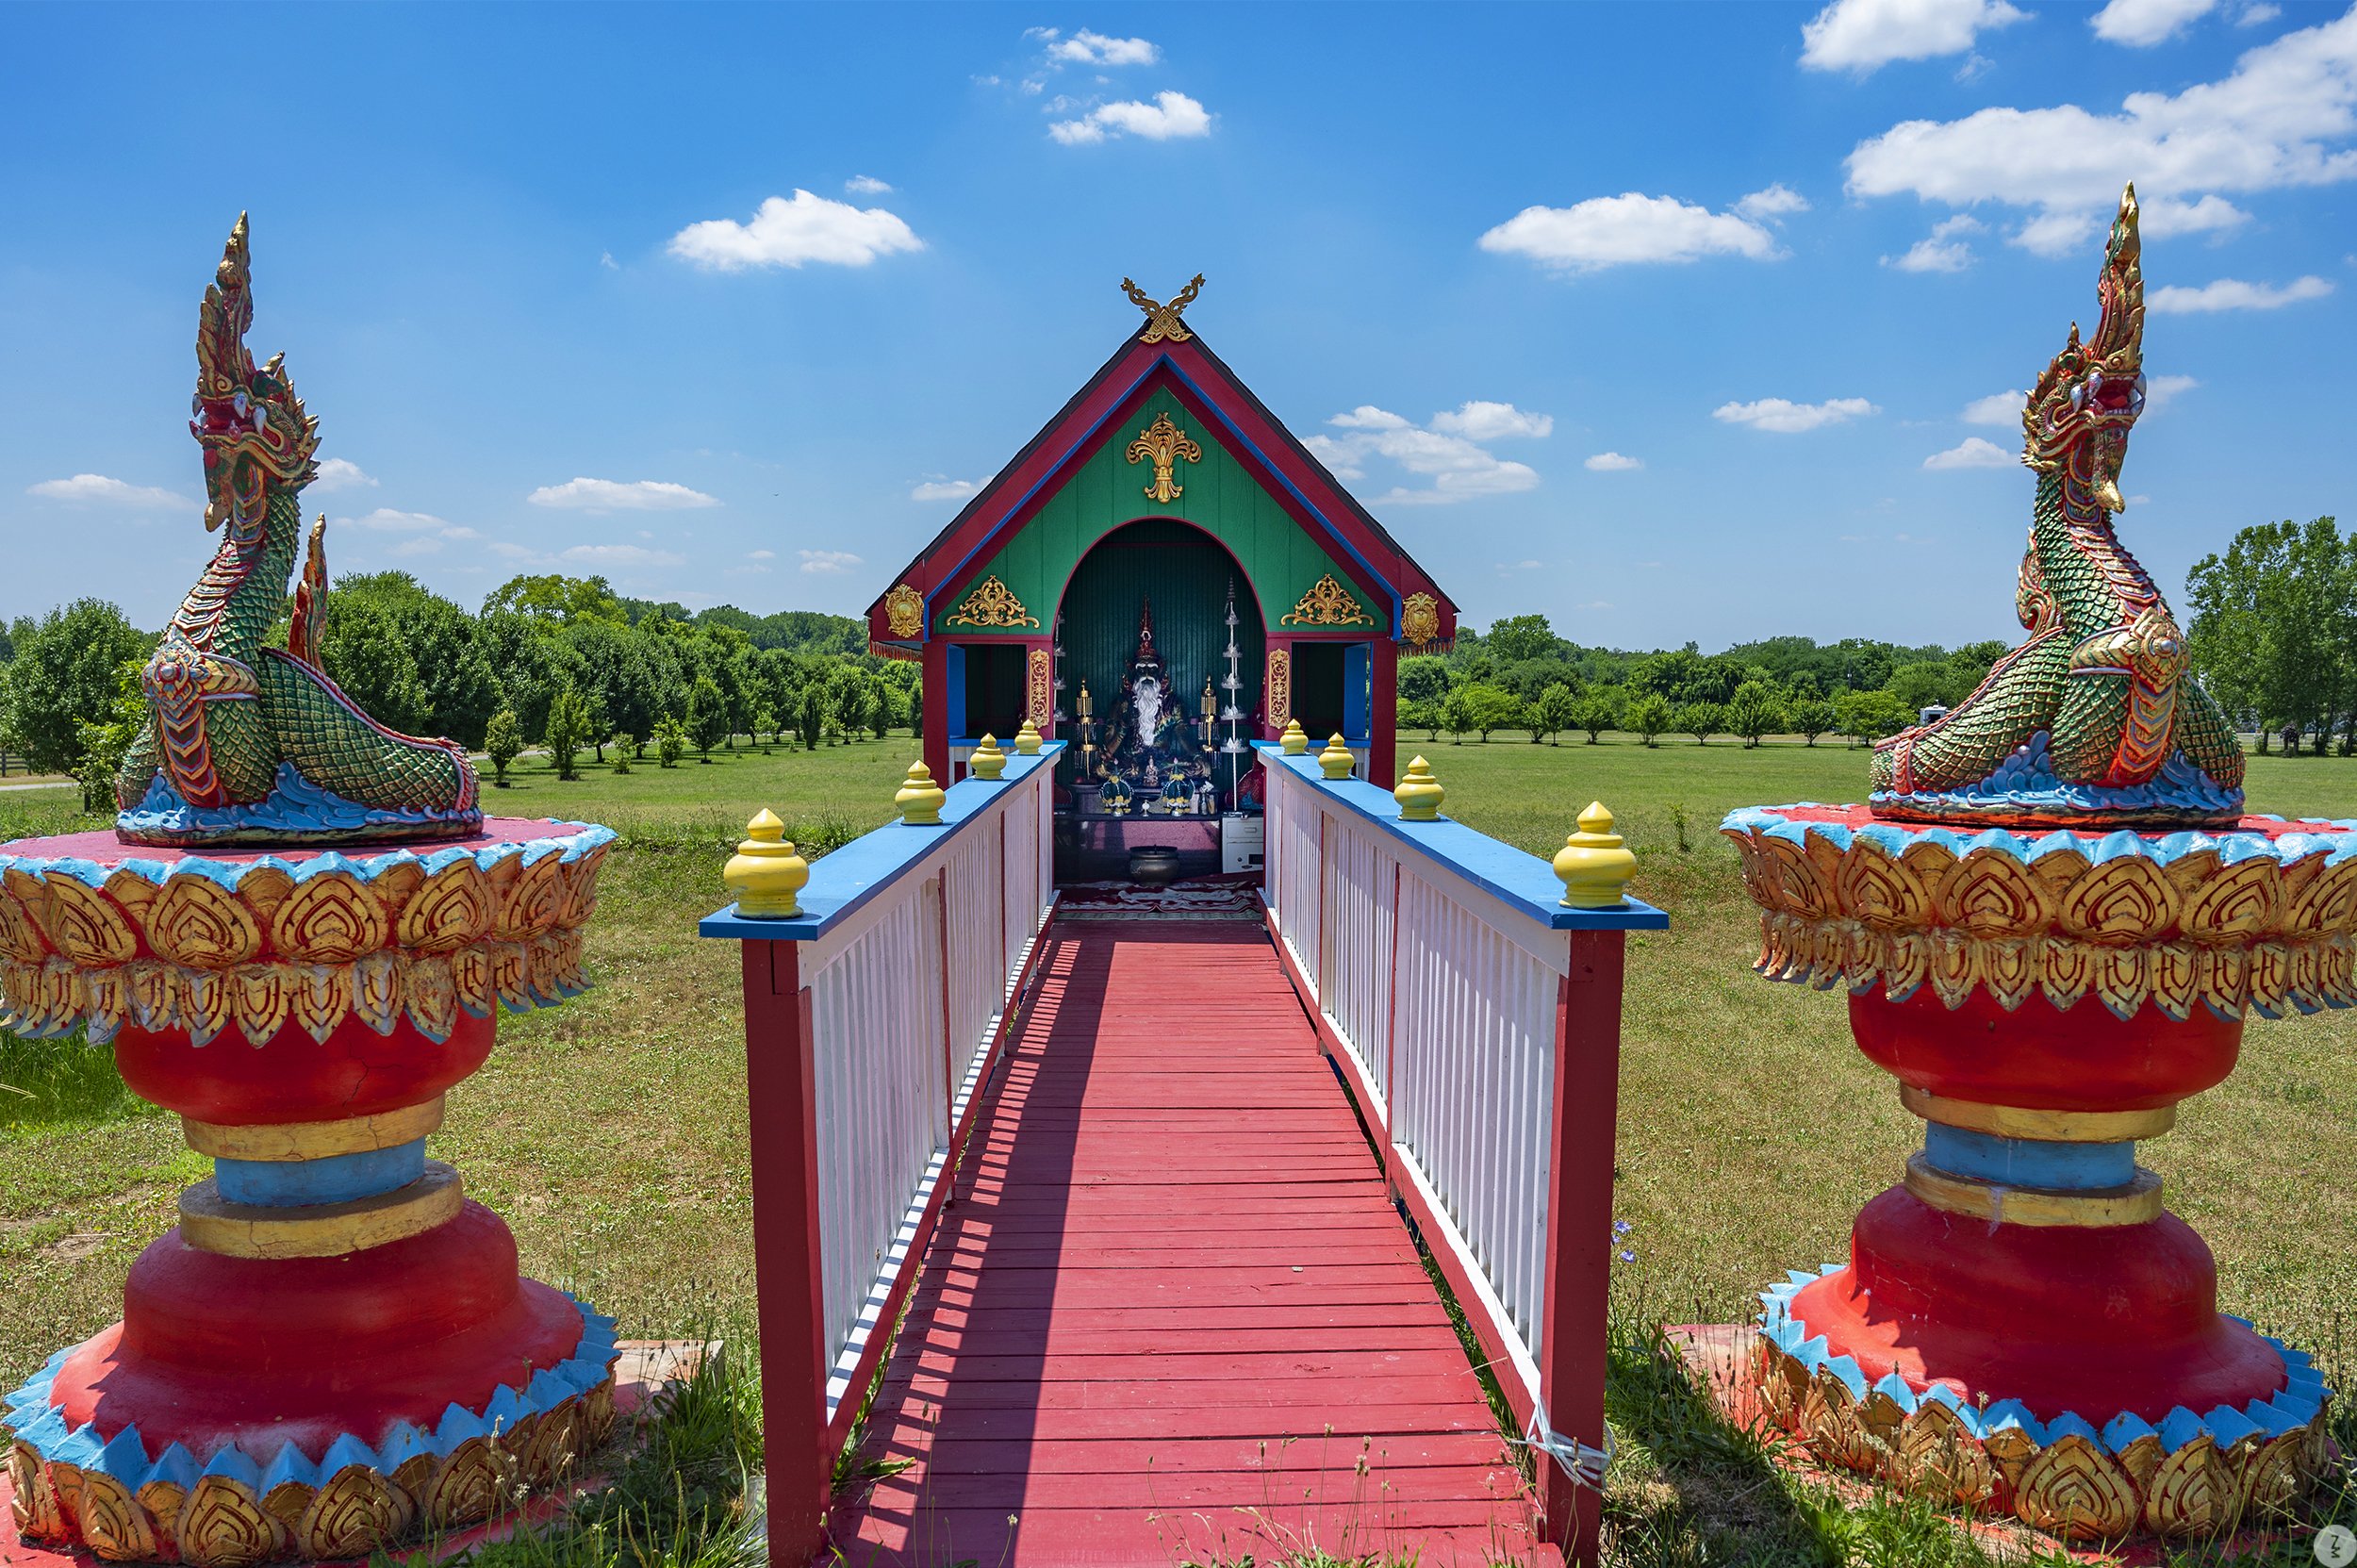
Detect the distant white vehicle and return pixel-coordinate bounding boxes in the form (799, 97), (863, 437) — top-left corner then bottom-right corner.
(1919, 704), (1949, 727)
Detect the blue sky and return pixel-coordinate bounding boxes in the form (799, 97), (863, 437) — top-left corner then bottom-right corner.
(3, 0), (2350, 651)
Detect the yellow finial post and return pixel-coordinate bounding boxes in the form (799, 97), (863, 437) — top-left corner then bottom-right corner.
(969, 734), (1008, 780)
(1318, 733), (1356, 780)
(1393, 756), (1444, 821)
(896, 763), (947, 825)
(1554, 801), (1637, 909)
(1280, 719), (1309, 755)
(723, 809), (810, 918)
(1014, 719), (1043, 755)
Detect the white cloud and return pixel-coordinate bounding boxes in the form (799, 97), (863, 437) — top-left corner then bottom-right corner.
(911, 478), (982, 502)
(1713, 396), (1880, 433)
(800, 550), (863, 574)
(844, 174), (894, 194)
(25, 473), (194, 508)
(1801, 0), (2027, 74)
(1886, 213), (1984, 272)
(1311, 404), (1547, 505)
(1734, 184), (1812, 222)
(2147, 372), (2200, 411)
(668, 190), (924, 271)
(599, 251), (619, 272)
(1963, 388), (2027, 425)
(748, 548), (777, 560)
(1479, 191), (1782, 273)
(2092, 0), (2218, 45)
(1585, 452), (1643, 471)
(1049, 91), (1211, 145)
(311, 457), (378, 493)
(1032, 26), (1160, 65)
(560, 544), (685, 568)
(1924, 436), (2018, 469)
(2241, 2), (2283, 23)
(343, 507), (449, 531)
(527, 478), (721, 511)
(336, 508), (479, 554)
(1430, 401), (1553, 440)
(1846, 9), (2357, 256)
(2150, 274), (2335, 311)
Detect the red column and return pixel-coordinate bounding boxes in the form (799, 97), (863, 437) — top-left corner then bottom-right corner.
(1371, 635), (1398, 787)
(1538, 930), (1627, 1565)
(743, 941), (830, 1567)
(921, 635), (948, 787)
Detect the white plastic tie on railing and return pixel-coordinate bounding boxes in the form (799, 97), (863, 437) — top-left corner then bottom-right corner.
(1510, 1399), (1612, 1492)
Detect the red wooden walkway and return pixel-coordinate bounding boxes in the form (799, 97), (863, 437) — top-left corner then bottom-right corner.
(830, 919), (1555, 1568)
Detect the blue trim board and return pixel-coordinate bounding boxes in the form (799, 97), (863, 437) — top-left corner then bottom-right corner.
(1920, 1125), (2136, 1191)
(213, 1140), (429, 1208)
(701, 744), (1064, 943)
(1261, 747), (1667, 933)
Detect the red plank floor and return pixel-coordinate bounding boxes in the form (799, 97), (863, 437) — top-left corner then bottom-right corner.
(829, 919), (1558, 1568)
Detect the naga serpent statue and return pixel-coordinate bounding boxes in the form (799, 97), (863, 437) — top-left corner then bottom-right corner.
(113, 214), (480, 847)
(1871, 186), (2245, 828)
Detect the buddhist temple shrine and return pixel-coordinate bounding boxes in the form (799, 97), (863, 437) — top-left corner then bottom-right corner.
(866, 278), (1457, 878)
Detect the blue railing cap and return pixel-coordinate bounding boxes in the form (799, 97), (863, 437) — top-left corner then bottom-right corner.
(701, 743), (1064, 943)
(1260, 745), (1668, 932)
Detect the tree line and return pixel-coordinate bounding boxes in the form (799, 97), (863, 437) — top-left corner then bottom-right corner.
(1398, 616), (2007, 748)
(0, 573), (914, 807)
(2185, 517), (2351, 753)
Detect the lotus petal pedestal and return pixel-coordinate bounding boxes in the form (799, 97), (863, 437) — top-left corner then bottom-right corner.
(1723, 804), (2341, 1540)
(0, 819), (616, 1567)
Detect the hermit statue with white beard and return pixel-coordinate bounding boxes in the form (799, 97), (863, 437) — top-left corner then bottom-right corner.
(1095, 598), (1210, 800)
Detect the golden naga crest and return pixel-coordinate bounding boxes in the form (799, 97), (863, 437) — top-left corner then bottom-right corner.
(193, 213), (321, 529)
(1281, 572), (1376, 627)
(1122, 274), (1204, 344)
(2022, 186), (2145, 507)
(882, 583), (925, 638)
(1126, 412), (1203, 504)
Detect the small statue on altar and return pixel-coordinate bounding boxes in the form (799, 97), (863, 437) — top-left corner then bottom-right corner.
(1095, 598), (1212, 805)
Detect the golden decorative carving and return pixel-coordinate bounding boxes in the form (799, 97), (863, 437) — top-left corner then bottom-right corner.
(1904, 1152), (2163, 1227)
(0, 846), (605, 1047)
(1399, 591), (1441, 647)
(882, 582), (925, 637)
(1121, 273), (1203, 343)
(1722, 818), (2357, 1021)
(181, 1098), (446, 1161)
(1125, 412), (1203, 504)
(175, 1474), (287, 1568)
(1755, 1338), (2324, 1541)
(1265, 649), (1291, 729)
(942, 575), (1038, 630)
(1027, 648), (1053, 726)
(1280, 572), (1376, 628)
(1899, 1084), (2174, 1143)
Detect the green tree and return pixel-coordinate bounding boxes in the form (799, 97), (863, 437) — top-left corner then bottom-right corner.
(1887, 663), (1967, 717)
(752, 705), (778, 752)
(321, 594), (430, 734)
(869, 687), (892, 740)
(1440, 686), (1473, 745)
(483, 708), (524, 786)
(1398, 697), (1442, 741)
(799, 685), (824, 751)
(3, 599), (150, 776)
(1570, 688), (1620, 744)
(73, 659), (149, 812)
(653, 715), (688, 767)
(1790, 697), (1837, 747)
(610, 732), (634, 773)
(1536, 683), (1578, 745)
(1672, 701), (1723, 745)
(1624, 692), (1671, 748)
(545, 685), (593, 782)
(1460, 683), (1522, 742)
(483, 573), (628, 626)
(687, 674), (728, 758)
(1397, 655), (1453, 706)
(1723, 681), (1788, 749)
(1834, 689), (1912, 747)
(2187, 518), (2349, 752)
(1485, 614), (1558, 665)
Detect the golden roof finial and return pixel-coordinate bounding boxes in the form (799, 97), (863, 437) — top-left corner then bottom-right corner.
(1122, 274), (1204, 343)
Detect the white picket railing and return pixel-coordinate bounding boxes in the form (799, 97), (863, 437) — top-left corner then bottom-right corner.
(1259, 744), (1662, 1426)
(703, 743), (1062, 1440)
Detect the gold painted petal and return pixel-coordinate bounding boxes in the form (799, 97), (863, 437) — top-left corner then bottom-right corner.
(352, 951), (400, 1035)
(1897, 1400), (1996, 1507)
(2143, 1435), (2229, 1537)
(420, 1435), (516, 1529)
(179, 967), (232, 1048)
(451, 945), (496, 1017)
(398, 860), (490, 953)
(498, 854), (566, 944)
(298, 1465), (402, 1560)
(271, 872), (387, 965)
(146, 876), (261, 968)
(403, 954), (457, 1041)
(2184, 857), (2282, 941)
(2148, 943), (2199, 1021)
(233, 964), (294, 1047)
(291, 964), (349, 1044)
(126, 959), (176, 1032)
(37, 877), (139, 967)
(2057, 854), (2175, 944)
(2011, 1431), (2139, 1540)
(9, 1442), (64, 1541)
(173, 1474), (287, 1568)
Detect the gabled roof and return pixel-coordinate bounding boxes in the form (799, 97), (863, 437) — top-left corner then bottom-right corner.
(865, 313), (1458, 647)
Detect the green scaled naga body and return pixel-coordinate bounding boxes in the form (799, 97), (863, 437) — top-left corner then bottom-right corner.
(114, 215), (481, 847)
(1870, 187), (2245, 828)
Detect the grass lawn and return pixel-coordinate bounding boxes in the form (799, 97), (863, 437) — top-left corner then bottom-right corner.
(2, 727), (2351, 1563)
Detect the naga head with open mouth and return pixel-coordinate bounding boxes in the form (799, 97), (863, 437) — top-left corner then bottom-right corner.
(190, 212), (320, 531)
(2022, 185), (2147, 517)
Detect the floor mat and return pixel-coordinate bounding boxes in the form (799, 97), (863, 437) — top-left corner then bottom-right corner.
(1052, 874), (1263, 920)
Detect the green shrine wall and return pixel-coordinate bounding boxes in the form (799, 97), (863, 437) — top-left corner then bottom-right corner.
(1061, 520), (1265, 764)
(935, 388), (1379, 637)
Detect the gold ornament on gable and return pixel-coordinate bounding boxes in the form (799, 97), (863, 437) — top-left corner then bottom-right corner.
(942, 575), (1039, 630)
(1399, 592), (1441, 647)
(1280, 573), (1376, 628)
(1126, 412), (1203, 505)
(882, 583), (925, 638)
(1121, 274), (1203, 344)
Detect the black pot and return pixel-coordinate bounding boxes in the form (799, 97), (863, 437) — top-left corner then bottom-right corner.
(1129, 847), (1181, 885)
